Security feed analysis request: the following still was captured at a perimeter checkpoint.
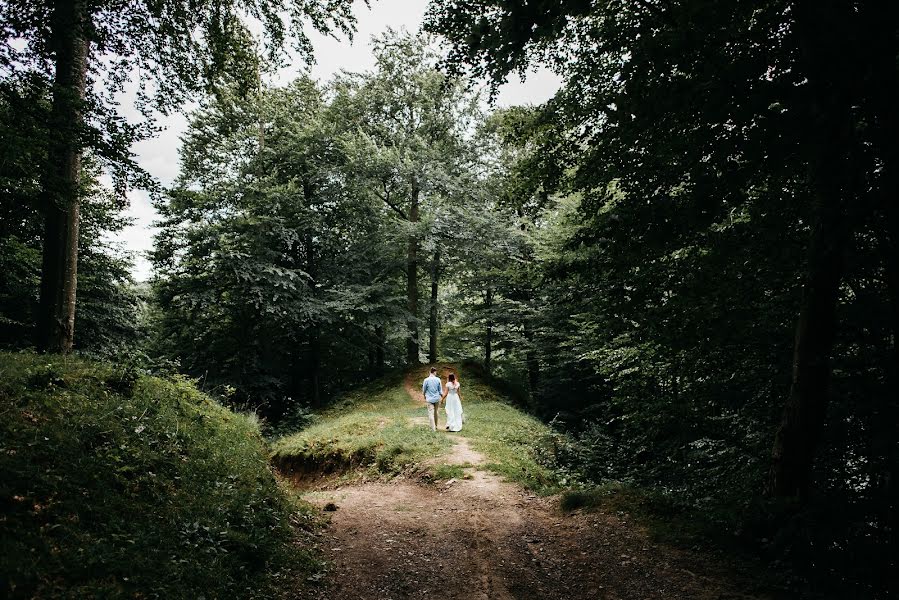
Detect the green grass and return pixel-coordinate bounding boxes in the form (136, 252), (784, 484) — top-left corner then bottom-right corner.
(272, 372), (452, 479)
(432, 463), (468, 480)
(272, 364), (565, 494)
(0, 351), (316, 599)
(461, 403), (562, 493)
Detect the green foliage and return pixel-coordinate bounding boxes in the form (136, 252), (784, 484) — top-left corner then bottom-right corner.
(1, 0), (359, 178)
(152, 76), (408, 415)
(0, 351), (316, 599)
(152, 32), (493, 416)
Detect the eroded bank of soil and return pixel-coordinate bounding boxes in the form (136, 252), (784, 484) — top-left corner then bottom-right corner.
(293, 375), (766, 600)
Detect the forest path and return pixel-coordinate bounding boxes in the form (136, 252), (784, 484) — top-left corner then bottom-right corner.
(292, 369), (764, 600)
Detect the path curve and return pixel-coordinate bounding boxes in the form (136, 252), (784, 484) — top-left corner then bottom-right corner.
(294, 372), (766, 600)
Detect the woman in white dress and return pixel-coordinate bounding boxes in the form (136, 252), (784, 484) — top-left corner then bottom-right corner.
(442, 373), (463, 432)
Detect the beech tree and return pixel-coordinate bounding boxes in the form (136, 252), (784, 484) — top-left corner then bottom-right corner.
(332, 31), (481, 364)
(0, 76), (143, 356)
(0, 0), (355, 352)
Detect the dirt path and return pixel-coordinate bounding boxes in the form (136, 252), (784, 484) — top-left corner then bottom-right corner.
(294, 373), (765, 600)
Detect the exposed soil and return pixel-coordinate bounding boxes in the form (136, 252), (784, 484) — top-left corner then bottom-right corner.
(291, 372), (768, 600)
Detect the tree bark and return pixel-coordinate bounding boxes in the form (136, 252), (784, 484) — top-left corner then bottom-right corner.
(38, 0), (91, 353)
(307, 327), (321, 405)
(428, 248), (440, 363)
(406, 180), (421, 364)
(303, 195), (321, 405)
(768, 208), (850, 500)
(870, 5), (899, 545)
(881, 201), (899, 553)
(874, 70), (899, 545)
(375, 325), (386, 375)
(524, 318), (539, 396)
(767, 0), (854, 501)
(484, 286), (493, 375)
(853, 2), (899, 549)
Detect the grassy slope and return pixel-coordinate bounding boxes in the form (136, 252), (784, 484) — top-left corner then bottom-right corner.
(272, 364), (563, 493)
(0, 352), (315, 600)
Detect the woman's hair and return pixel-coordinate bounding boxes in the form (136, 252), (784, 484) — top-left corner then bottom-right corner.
(448, 373), (456, 382)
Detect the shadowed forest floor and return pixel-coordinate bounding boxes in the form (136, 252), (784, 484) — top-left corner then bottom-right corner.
(284, 369), (769, 600)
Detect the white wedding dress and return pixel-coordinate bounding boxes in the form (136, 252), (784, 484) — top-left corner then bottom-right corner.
(444, 381), (463, 432)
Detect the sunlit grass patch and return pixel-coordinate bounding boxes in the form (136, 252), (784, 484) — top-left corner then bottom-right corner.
(272, 364), (567, 495)
(272, 373), (452, 478)
(459, 400), (563, 494)
(431, 463), (467, 480)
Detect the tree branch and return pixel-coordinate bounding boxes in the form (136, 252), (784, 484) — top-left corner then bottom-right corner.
(374, 179), (408, 220)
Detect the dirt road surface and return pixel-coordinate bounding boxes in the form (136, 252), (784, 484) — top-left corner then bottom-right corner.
(293, 377), (765, 600)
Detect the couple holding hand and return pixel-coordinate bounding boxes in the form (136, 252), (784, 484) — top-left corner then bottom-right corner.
(421, 367), (464, 432)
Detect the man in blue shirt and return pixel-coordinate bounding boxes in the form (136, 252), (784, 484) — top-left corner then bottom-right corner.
(422, 367), (443, 432)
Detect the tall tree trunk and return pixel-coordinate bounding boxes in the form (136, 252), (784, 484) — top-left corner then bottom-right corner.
(406, 180), (421, 364)
(303, 197), (320, 405)
(38, 202), (64, 350)
(869, 3), (899, 548)
(874, 45), (899, 542)
(881, 203), (899, 557)
(524, 318), (539, 396)
(428, 248), (440, 363)
(515, 209), (540, 395)
(256, 57), (265, 155)
(484, 286), (493, 375)
(767, 0), (854, 501)
(375, 325), (385, 376)
(768, 209), (850, 499)
(307, 327), (321, 405)
(38, 0), (91, 353)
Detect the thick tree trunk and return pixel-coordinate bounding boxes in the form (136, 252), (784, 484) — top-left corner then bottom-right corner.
(428, 248), (440, 363)
(38, 0), (91, 353)
(768, 209), (850, 499)
(484, 286), (493, 375)
(767, 0), (854, 501)
(873, 14), (899, 548)
(38, 203), (65, 349)
(859, 2), (899, 549)
(406, 181), (421, 364)
(881, 203), (899, 552)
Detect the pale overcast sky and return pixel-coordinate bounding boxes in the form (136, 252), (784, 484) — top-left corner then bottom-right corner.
(115, 0), (561, 281)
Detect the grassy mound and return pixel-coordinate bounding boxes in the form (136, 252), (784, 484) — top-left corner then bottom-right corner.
(0, 352), (314, 599)
(272, 365), (563, 493)
(446, 367), (564, 493)
(272, 373), (452, 479)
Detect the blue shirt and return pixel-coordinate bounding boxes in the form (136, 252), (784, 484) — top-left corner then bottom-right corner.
(422, 375), (443, 404)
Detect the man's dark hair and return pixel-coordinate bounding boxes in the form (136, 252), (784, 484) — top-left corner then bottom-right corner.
(430, 367), (437, 374)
